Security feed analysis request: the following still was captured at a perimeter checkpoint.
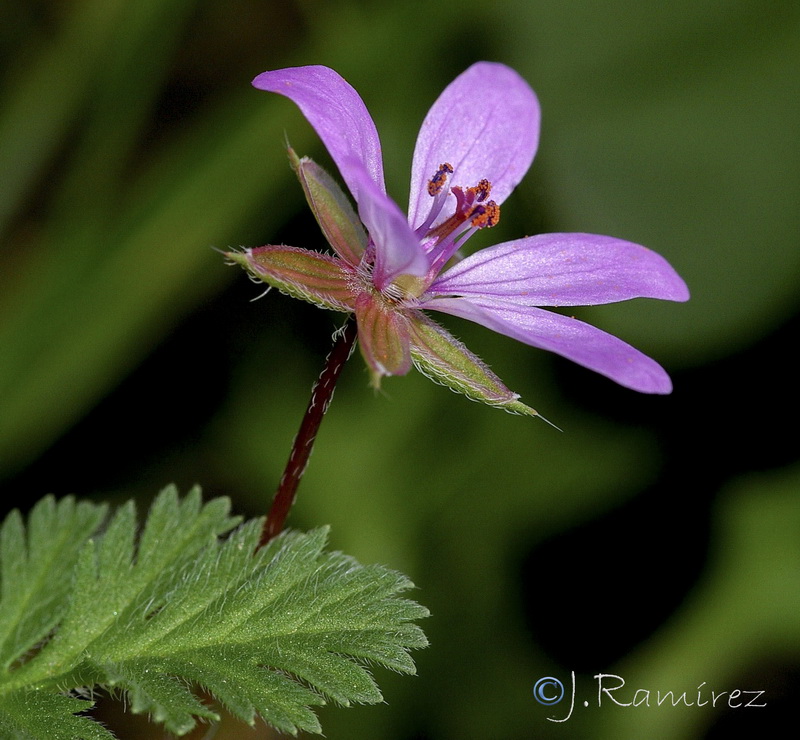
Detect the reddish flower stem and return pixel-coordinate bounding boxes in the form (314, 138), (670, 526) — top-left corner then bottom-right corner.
(258, 317), (358, 548)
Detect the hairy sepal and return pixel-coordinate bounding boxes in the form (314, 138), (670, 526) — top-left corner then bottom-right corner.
(227, 247), (355, 312)
(408, 313), (538, 416)
(354, 292), (413, 387)
(289, 148), (367, 265)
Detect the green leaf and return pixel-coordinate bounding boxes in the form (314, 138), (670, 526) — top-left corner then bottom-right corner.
(0, 488), (428, 737)
(0, 496), (107, 671)
(0, 690), (114, 740)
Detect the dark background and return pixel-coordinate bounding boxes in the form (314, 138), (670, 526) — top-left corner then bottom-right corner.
(1, 1), (798, 738)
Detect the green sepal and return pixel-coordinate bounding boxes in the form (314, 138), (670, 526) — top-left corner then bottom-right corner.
(227, 246), (356, 312)
(354, 292), (413, 387)
(289, 147), (368, 266)
(408, 312), (539, 417)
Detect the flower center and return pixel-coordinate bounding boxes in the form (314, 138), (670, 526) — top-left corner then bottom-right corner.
(415, 163), (500, 275)
(355, 255), (419, 307)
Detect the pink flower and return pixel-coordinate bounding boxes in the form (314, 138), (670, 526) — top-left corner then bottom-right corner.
(228, 63), (689, 416)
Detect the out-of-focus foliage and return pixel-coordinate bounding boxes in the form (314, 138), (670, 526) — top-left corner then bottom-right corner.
(1, 0), (797, 738)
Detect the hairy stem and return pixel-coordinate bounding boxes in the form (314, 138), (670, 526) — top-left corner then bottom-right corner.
(259, 317), (358, 547)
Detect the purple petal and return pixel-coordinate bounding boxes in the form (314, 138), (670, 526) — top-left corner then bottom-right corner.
(252, 65), (385, 197)
(430, 233), (690, 306)
(423, 296), (674, 393)
(346, 159), (429, 290)
(408, 62), (540, 230)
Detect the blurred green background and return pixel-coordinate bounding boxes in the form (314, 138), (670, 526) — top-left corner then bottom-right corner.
(1, 1), (798, 738)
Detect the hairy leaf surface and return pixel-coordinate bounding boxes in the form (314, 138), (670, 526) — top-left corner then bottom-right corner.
(0, 487), (428, 737)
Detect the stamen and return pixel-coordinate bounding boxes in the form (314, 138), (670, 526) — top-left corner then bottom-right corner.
(427, 162), (453, 196)
(417, 169), (501, 274)
(416, 164), (453, 236)
(472, 179), (492, 202)
(426, 194), (499, 243)
(469, 200), (500, 229)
